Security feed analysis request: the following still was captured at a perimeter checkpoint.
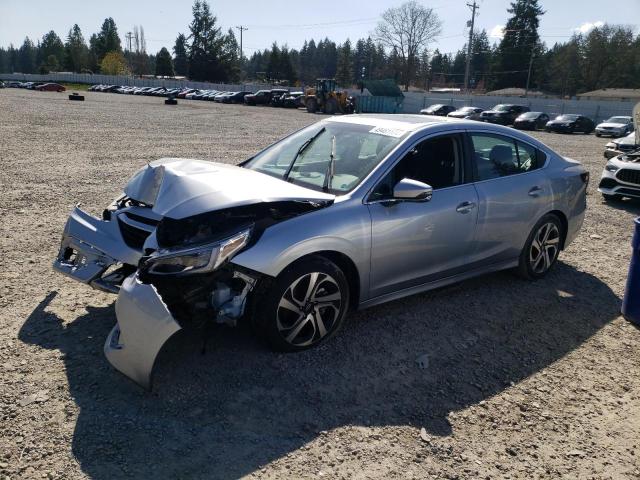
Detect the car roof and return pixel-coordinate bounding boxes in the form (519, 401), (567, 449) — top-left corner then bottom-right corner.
(325, 113), (477, 133)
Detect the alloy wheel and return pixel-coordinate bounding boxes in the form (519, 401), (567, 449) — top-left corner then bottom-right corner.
(529, 222), (560, 274)
(276, 272), (342, 347)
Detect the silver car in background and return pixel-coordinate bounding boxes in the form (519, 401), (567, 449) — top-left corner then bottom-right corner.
(595, 116), (634, 138)
(53, 114), (588, 388)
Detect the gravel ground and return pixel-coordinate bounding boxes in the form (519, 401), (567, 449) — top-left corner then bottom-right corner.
(1, 88), (639, 480)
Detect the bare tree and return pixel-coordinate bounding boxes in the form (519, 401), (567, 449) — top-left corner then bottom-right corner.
(375, 1), (442, 91)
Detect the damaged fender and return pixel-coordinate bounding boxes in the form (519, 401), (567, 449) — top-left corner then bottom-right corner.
(105, 274), (181, 389)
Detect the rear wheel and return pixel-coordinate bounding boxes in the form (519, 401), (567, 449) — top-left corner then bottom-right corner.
(324, 97), (338, 115)
(306, 97), (318, 113)
(517, 215), (563, 280)
(254, 256), (350, 352)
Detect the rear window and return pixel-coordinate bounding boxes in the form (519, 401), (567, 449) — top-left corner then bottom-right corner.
(557, 115), (579, 121)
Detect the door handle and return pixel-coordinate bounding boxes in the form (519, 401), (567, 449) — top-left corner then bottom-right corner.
(528, 186), (543, 197)
(456, 201), (476, 214)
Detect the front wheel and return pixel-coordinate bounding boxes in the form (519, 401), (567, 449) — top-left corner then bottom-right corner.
(306, 97), (318, 113)
(254, 256), (350, 352)
(517, 215), (563, 280)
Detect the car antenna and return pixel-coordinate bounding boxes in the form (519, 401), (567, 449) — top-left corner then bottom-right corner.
(322, 135), (336, 192)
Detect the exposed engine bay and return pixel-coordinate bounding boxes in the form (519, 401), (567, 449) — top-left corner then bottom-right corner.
(53, 158), (333, 388)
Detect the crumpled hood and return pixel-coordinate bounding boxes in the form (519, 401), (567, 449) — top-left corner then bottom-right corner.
(618, 133), (639, 146)
(124, 158), (335, 219)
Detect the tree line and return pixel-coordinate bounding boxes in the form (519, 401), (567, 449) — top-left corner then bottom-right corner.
(1, 0), (639, 96)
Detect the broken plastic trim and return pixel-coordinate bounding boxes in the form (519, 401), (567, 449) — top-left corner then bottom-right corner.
(105, 274), (181, 389)
(155, 200), (332, 250)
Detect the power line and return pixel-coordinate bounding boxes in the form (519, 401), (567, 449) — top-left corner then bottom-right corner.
(235, 25), (248, 60)
(463, 0), (478, 92)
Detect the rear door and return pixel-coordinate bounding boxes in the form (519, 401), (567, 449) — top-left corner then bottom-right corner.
(466, 132), (551, 267)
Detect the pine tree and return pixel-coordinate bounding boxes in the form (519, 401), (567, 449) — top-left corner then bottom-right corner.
(221, 28), (241, 82)
(18, 37), (37, 73)
(40, 31), (64, 71)
(187, 0), (227, 82)
(94, 18), (122, 64)
(63, 25), (88, 72)
(335, 40), (353, 87)
(493, 0), (544, 89)
(173, 33), (189, 76)
(155, 47), (174, 76)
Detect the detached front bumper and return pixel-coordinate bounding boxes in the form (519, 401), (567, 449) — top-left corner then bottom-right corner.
(105, 274), (182, 389)
(53, 206), (155, 291)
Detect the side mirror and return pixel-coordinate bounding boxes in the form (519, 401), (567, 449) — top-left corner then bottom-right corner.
(392, 178), (433, 202)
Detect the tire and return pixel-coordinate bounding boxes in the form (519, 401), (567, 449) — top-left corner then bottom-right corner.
(595, 133), (601, 137)
(324, 97), (338, 115)
(254, 256), (350, 352)
(516, 214), (563, 280)
(306, 97), (318, 113)
(602, 193), (623, 202)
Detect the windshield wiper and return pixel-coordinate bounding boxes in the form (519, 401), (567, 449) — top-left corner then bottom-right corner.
(322, 135), (337, 192)
(283, 127), (326, 182)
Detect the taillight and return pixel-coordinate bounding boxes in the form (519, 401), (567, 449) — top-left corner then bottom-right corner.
(581, 172), (590, 185)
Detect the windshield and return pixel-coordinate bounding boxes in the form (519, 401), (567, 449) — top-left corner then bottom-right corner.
(426, 104), (443, 111)
(243, 122), (407, 195)
(494, 104), (511, 112)
(557, 115), (579, 121)
(606, 117), (630, 123)
(520, 112), (541, 119)
(458, 107), (475, 113)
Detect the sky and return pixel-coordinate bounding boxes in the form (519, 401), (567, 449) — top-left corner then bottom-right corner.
(0, 0), (639, 56)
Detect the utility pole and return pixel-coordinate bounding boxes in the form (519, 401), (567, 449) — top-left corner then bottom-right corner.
(463, 0), (478, 93)
(125, 32), (133, 53)
(524, 48), (535, 97)
(236, 26), (248, 60)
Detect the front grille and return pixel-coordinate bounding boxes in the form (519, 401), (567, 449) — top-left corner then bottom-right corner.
(599, 178), (618, 189)
(118, 218), (153, 250)
(619, 144), (637, 152)
(617, 169), (640, 185)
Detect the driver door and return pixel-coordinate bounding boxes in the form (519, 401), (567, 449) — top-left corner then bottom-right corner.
(366, 133), (479, 298)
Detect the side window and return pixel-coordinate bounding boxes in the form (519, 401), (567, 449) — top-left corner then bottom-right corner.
(470, 133), (543, 181)
(370, 135), (463, 201)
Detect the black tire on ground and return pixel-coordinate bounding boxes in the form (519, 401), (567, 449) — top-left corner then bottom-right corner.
(602, 193), (623, 202)
(68, 93), (84, 101)
(324, 97), (339, 115)
(306, 97), (318, 113)
(516, 214), (564, 280)
(253, 256), (350, 352)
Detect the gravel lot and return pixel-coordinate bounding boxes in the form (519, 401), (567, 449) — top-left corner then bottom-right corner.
(1, 88), (639, 480)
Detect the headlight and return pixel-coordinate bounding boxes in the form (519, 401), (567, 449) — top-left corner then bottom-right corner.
(605, 163), (619, 172)
(142, 228), (251, 276)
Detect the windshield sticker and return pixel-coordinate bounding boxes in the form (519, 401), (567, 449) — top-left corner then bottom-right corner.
(369, 126), (406, 138)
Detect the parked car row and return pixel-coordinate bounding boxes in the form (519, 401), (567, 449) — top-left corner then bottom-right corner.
(420, 103), (633, 137)
(88, 84), (308, 109)
(4, 81), (66, 92)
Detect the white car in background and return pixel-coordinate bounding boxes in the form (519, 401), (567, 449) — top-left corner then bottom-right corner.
(603, 132), (640, 159)
(595, 116), (634, 138)
(599, 148), (640, 201)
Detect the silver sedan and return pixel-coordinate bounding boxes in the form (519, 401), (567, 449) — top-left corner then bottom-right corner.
(53, 114), (589, 387)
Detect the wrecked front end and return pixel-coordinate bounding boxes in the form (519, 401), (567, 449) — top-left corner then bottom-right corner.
(53, 159), (333, 388)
